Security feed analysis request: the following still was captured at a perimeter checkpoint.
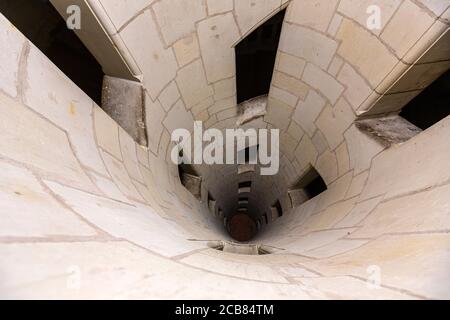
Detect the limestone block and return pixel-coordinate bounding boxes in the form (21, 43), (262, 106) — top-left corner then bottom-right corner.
(153, 0), (206, 44)
(87, 171), (130, 203)
(158, 81), (180, 111)
(98, 0), (155, 29)
(234, 0), (281, 34)
(119, 128), (144, 183)
(355, 184), (450, 239)
(94, 107), (122, 159)
(360, 116), (450, 200)
(213, 77), (236, 101)
(336, 19), (398, 87)
(328, 56), (344, 77)
(176, 60), (213, 109)
(0, 161), (96, 237)
(381, 0), (435, 57)
(100, 151), (145, 202)
(0, 93), (95, 192)
(298, 276), (410, 299)
(276, 52), (306, 79)
(345, 171), (369, 199)
(192, 96), (215, 116)
(47, 181), (204, 257)
(279, 24), (338, 70)
(120, 11), (177, 99)
(264, 98), (294, 130)
(294, 135), (318, 170)
(272, 71), (309, 99)
(312, 129), (328, 155)
(0, 14), (23, 97)
(337, 63), (373, 111)
(303, 63), (344, 105)
(344, 125), (385, 175)
(145, 94), (165, 154)
(197, 13), (240, 83)
(287, 120), (305, 141)
(316, 150), (338, 184)
(335, 195), (382, 228)
(419, 0), (450, 16)
(173, 34), (201, 67)
(303, 234), (450, 299)
(338, 0), (402, 35)
(163, 99), (194, 133)
(303, 240), (369, 259)
(315, 98), (355, 150)
(207, 0), (233, 15)
(327, 14), (343, 37)
(286, 0), (338, 32)
(216, 107), (237, 121)
(25, 47), (107, 174)
(335, 142), (350, 177)
(269, 86), (298, 108)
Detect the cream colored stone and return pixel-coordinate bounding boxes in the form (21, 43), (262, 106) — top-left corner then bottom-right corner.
(335, 142), (350, 177)
(207, 0), (233, 15)
(303, 240), (369, 259)
(25, 47), (107, 174)
(327, 14), (343, 37)
(293, 90), (326, 137)
(269, 86), (298, 108)
(345, 171), (369, 199)
(335, 196), (382, 228)
(344, 125), (384, 175)
(312, 130), (328, 155)
(98, 0), (155, 30)
(337, 63), (373, 111)
(100, 151), (145, 202)
(360, 116), (450, 200)
(381, 0), (435, 57)
(286, 0), (338, 32)
(287, 120), (305, 140)
(173, 34), (200, 67)
(327, 56), (344, 77)
(213, 77), (236, 101)
(176, 60), (213, 108)
(234, 0), (281, 34)
(338, 0), (402, 35)
(315, 98), (355, 150)
(94, 107), (122, 159)
(120, 10), (177, 99)
(197, 13), (240, 83)
(0, 161), (96, 237)
(277, 52), (306, 79)
(208, 96), (236, 114)
(153, 0), (206, 45)
(279, 24), (338, 70)
(87, 171), (130, 203)
(294, 135), (318, 170)
(192, 96), (215, 116)
(0, 15), (23, 97)
(0, 93), (95, 192)
(303, 63), (344, 104)
(336, 19), (398, 87)
(163, 99), (194, 133)
(272, 71), (309, 99)
(158, 81), (180, 111)
(264, 98), (293, 130)
(119, 128), (144, 183)
(316, 150), (338, 184)
(145, 94), (165, 154)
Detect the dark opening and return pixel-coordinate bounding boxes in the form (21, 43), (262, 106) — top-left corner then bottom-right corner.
(0, 0), (104, 105)
(291, 166), (328, 200)
(399, 69), (450, 130)
(235, 9), (285, 104)
(238, 145), (259, 163)
(273, 200), (283, 217)
(263, 213), (269, 224)
(239, 197), (249, 202)
(208, 192), (215, 203)
(238, 181), (252, 189)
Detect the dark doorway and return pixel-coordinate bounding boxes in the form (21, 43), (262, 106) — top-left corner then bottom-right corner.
(399, 69), (450, 130)
(235, 9), (286, 104)
(0, 0), (104, 105)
